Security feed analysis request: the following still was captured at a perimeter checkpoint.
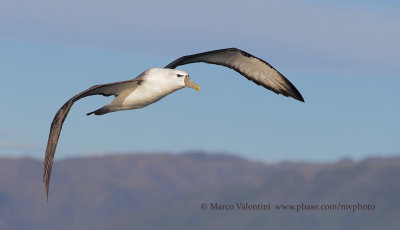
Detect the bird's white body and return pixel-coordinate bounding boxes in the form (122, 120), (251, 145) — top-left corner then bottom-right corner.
(105, 68), (189, 113)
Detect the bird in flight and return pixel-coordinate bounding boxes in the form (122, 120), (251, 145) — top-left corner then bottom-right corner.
(43, 48), (304, 200)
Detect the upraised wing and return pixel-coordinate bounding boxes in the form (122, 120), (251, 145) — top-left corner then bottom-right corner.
(165, 48), (304, 102)
(43, 79), (140, 200)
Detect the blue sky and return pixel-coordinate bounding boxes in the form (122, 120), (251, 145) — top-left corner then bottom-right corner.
(1, 0), (399, 162)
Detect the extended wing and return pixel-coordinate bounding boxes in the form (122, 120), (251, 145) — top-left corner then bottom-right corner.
(165, 48), (304, 102)
(43, 79), (140, 200)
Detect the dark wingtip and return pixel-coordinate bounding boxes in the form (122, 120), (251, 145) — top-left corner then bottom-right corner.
(280, 74), (304, 103)
(44, 177), (49, 201)
(44, 170), (49, 201)
(291, 91), (304, 103)
(283, 83), (304, 103)
(296, 93), (305, 103)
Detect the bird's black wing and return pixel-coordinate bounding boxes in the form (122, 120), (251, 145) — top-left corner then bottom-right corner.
(43, 79), (140, 200)
(165, 48), (304, 102)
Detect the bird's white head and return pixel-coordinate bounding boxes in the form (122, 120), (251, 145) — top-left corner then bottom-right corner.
(171, 69), (200, 92)
(145, 68), (200, 92)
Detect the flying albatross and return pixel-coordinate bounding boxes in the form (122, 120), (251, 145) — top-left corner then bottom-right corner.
(43, 48), (304, 200)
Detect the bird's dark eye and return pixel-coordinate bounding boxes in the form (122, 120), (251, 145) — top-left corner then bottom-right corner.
(176, 74), (184, 78)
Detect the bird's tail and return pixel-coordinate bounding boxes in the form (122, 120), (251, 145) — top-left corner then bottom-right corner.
(86, 106), (111, 116)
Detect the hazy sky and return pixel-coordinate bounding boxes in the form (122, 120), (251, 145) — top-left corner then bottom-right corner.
(1, 0), (399, 162)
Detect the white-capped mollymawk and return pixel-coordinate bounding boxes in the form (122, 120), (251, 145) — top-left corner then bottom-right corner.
(43, 48), (304, 200)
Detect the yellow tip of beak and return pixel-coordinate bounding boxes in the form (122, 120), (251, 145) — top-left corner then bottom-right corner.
(184, 76), (200, 92)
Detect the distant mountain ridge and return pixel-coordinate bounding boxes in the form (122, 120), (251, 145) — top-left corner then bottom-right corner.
(0, 152), (399, 230)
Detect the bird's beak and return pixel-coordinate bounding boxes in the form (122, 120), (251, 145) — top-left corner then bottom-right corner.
(184, 76), (200, 92)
